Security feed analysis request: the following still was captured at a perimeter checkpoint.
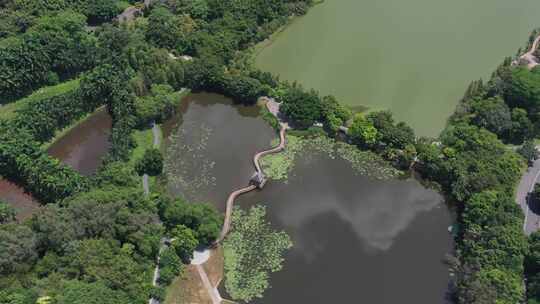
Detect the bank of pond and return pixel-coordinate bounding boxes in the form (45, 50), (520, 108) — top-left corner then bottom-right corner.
(0, 92), (455, 302)
(163, 93), (454, 303)
(255, 0), (540, 136)
(0, 107), (112, 220)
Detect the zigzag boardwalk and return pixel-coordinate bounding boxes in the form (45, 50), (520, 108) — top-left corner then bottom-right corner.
(215, 98), (288, 244)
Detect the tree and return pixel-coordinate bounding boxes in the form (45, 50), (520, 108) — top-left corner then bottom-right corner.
(61, 239), (146, 296)
(0, 224), (38, 274)
(158, 247), (182, 285)
(526, 232), (540, 277)
(517, 140), (538, 166)
(321, 95), (351, 134)
(0, 201), (16, 223)
(459, 268), (524, 304)
(223, 206), (292, 302)
(471, 97), (512, 136)
(366, 111), (415, 150)
(280, 84), (323, 128)
(160, 198), (222, 245)
(348, 114), (378, 147)
(171, 0), (209, 19)
(0, 287), (37, 304)
(94, 161), (139, 188)
(222, 75), (265, 104)
(504, 67), (540, 114)
(86, 0), (119, 24)
(439, 123), (523, 201)
(510, 107), (534, 143)
(146, 6), (186, 51)
(55, 280), (130, 304)
(170, 225), (198, 263)
(135, 148), (164, 176)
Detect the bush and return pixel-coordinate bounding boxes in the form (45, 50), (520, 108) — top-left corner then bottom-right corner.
(158, 247), (183, 285)
(0, 201), (16, 224)
(280, 84), (323, 128)
(159, 198), (222, 246)
(348, 114), (378, 148)
(518, 140), (539, 166)
(135, 148), (164, 176)
(0, 124), (89, 203)
(0, 11), (96, 101)
(134, 85), (178, 127)
(170, 225), (198, 263)
(86, 0), (120, 23)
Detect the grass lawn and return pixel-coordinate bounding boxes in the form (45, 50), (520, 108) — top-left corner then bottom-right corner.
(164, 248), (226, 304)
(130, 128), (154, 166)
(0, 79), (80, 121)
(116, 0), (131, 11)
(129, 127), (160, 191)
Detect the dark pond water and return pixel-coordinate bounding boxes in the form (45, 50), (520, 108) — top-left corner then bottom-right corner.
(1, 108), (112, 219)
(46, 107), (112, 176)
(163, 93), (275, 210)
(236, 151), (453, 304)
(163, 94), (454, 303)
(0, 179), (40, 220)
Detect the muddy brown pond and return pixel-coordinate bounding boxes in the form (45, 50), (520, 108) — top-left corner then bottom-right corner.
(164, 93), (454, 303)
(47, 107), (112, 176)
(1, 108), (112, 218)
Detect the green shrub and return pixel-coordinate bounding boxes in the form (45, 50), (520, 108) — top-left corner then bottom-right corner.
(135, 148), (164, 176)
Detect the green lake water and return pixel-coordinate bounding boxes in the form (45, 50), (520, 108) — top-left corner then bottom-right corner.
(255, 0), (540, 136)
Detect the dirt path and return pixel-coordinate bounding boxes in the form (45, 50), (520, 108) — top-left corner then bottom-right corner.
(196, 265), (222, 304)
(147, 122), (163, 304)
(515, 34), (540, 69)
(143, 122), (160, 196)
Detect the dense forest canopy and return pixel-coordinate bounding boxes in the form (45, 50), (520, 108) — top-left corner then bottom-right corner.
(0, 0), (539, 303)
(0, 0), (314, 303)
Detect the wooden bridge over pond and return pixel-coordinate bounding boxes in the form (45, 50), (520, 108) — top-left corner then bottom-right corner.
(215, 98), (288, 244)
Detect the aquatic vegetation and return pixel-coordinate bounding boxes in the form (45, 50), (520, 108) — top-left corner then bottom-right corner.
(259, 135), (303, 181)
(335, 142), (401, 179)
(260, 134), (400, 181)
(164, 122), (216, 200)
(223, 205), (292, 302)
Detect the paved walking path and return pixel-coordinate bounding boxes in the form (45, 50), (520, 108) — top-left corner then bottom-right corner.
(147, 121), (163, 304)
(196, 265), (223, 304)
(516, 149), (540, 235)
(215, 98), (288, 244)
(143, 122), (161, 196)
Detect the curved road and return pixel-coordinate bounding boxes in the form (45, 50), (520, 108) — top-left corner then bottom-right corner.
(516, 152), (540, 235)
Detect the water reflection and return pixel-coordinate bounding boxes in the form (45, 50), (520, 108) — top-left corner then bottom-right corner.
(162, 95), (453, 303)
(163, 93), (275, 209)
(47, 107), (112, 176)
(237, 152), (453, 303)
(0, 179), (40, 221)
